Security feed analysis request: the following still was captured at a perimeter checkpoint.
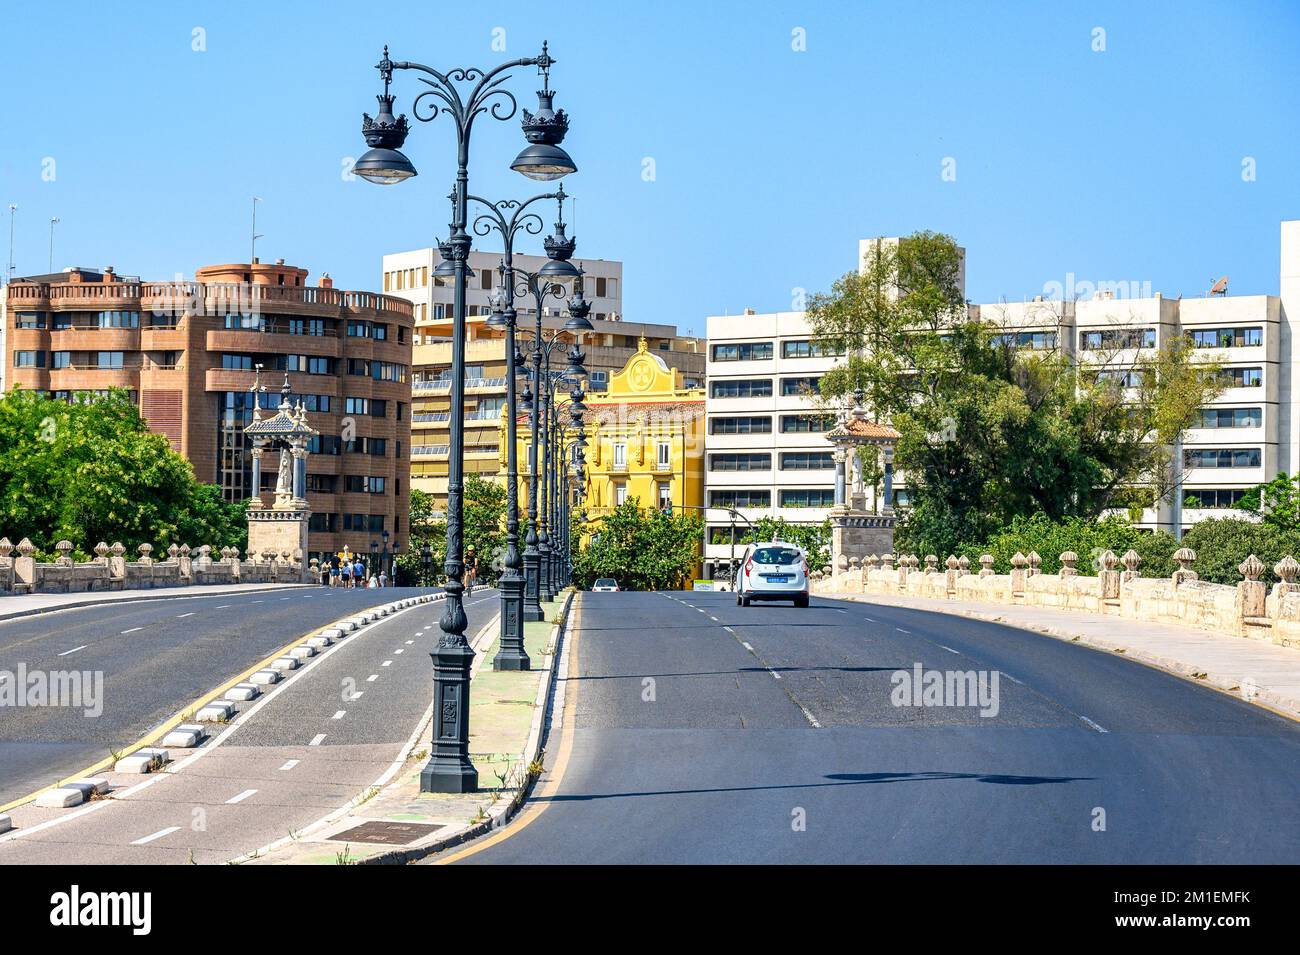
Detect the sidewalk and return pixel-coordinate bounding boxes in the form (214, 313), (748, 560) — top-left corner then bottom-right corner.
(0, 581), (313, 622)
(241, 592), (572, 865)
(824, 590), (1300, 720)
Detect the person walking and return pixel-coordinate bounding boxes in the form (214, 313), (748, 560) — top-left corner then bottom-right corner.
(353, 558), (365, 587)
(340, 559), (352, 589)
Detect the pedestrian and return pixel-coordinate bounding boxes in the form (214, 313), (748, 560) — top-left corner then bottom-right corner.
(366, 574), (378, 589)
(379, 570), (389, 588)
(340, 560), (352, 588)
(329, 555), (340, 588)
(353, 559), (365, 586)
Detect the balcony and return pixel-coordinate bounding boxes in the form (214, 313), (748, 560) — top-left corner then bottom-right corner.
(412, 445), (450, 457)
(412, 412), (451, 423)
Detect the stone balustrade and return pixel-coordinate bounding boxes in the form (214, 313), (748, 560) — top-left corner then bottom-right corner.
(812, 547), (1300, 650)
(0, 537), (315, 595)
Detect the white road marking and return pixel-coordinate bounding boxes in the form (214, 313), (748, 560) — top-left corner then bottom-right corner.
(394, 648), (404, 655)
(350, 692), (364, 700)
(405, 640), (414, 645)
(278, 760), (299, 771)
(1005, 674), (1024, 685)
(1079, 716), (1109, 734)
(771, 671), (782, 680)
(176, 612), (195, 619)
(367, 674), (378, 682)
(120, 627), (143, 634)
(382, 660), (392, 667)
(862, 616), (876, 623)
(226, 788), (258, 804)
(834, 609), (850, 614)
(57, 645), (87, 656)
(215, 604), (232, 609)
(939, 645), (959, 654)
(742, 641), (753, 651)
(131, 826), (180, 846)
(723, 626), (735, 634)
(281, 596), (292, 600)
(896, 628), (911, 634)
(708, 615), (718, 621)
(309, 734), (327, 746)
(331, 710), (346, 720)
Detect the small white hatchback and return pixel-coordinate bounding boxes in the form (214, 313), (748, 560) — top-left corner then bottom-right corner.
(736, 542), (810, 608)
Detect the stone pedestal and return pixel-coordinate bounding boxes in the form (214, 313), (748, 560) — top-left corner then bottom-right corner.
(831, 510), (896, 580)
(247, 506), (311, 581)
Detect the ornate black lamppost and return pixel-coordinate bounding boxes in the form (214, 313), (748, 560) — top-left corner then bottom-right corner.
(351, 42), (576, 793)
(477, 190), (591, 666)
(420, 541), (432, 586)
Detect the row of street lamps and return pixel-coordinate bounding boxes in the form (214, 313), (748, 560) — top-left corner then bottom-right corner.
(351, 42), (586, 792)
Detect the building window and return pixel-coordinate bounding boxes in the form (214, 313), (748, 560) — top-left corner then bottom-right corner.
(709, 489), (771, 509)
(780, 488), (836, 508)
(1192, 407), (1262, 429)
(991, 331), (1057, 350)
(1191, 327), (1263, 348)
(96, 351), (124, 369)
(709, 453), (772, 472)
(222, 353), (254, 370)
(588, 370), (609, 390)
(781, 376), (821, 397)
(780, 451), (834, 470)
(710, 415), (771, 435)
(613, 443), (627, 468)
(14, 350), (45, 368)
(615, 483), (627, 505)
(1079, 328), (1156, 350)
(1222, 367), (1263, 388)
(1183, 488), (1249, 509)
(710, 379), (773, 399)
(780, 413), (835, 433)
(1093, 369), (1144, 388)
(15, 312), (47, 329)
(657, 442), (670, 470)
(658, 483), (672, 509)
(711, 342), (773, 362)
(781, 339), (845, 359)
(1184, 448), (1262, 469)
(52, 351), (70, 369)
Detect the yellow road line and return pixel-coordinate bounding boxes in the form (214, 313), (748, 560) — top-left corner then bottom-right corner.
(0, 600), (407, 814)
(434, 596), (583, 864)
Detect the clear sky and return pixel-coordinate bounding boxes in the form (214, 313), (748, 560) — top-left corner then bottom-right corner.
(2, 0), (1297, 337)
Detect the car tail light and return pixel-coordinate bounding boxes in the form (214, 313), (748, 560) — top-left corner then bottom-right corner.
(744, 560), (752, 577)
(802, 561), (810, 576)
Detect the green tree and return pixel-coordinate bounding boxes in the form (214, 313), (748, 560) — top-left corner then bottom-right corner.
(572, 499), (703, 591)
(0, 388), (246, 555)
(807, 231), (1223, 557)
(1180, 517), (1300, 585)
(395, 479), (505, 585)
(956, 513), (1177, 578)
(1236, 473), (1300, 530)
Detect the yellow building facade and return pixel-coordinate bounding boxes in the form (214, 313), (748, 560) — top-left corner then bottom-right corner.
(502, 338), (706, 541)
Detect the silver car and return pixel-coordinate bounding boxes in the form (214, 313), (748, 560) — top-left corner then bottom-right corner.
(736, 542), (810, 608)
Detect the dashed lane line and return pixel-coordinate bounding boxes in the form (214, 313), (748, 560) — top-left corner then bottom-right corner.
(309, 734), (327, 746)
(226, 789), (258, 805)
(120, 627), (143, 634)
(130, 826), (180, 846)
(57, 645), (87, 657)
(1079, 716), (1109, 734)
(331, 710), (346, 720)
(278, 760), (299, 771)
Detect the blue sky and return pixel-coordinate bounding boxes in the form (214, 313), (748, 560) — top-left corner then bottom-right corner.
(1, 0), (1297, 337)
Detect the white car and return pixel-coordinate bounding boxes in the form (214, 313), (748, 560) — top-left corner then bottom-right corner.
(591, 578), (620, 592)
(736, 542), (810, 608)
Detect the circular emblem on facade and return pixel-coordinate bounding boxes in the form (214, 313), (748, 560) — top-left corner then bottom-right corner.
(629, 357), (655, 391)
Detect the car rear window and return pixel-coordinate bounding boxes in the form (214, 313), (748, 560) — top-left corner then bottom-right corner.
(752, 547), (800, 566)
(595, 578), (616, 586)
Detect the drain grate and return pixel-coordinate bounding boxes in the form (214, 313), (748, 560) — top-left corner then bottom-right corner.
(328, 820), (446, 846)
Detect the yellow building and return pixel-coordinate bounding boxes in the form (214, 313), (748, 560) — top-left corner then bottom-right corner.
(502, 337), (706, 547)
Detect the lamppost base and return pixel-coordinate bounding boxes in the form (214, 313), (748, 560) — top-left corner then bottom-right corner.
(494, 573), (531, 670)
(523, 604), (545, 622)
(420, 760), (479, 794)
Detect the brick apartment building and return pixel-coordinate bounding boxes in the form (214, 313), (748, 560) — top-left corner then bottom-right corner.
(4, 259), (413, 562)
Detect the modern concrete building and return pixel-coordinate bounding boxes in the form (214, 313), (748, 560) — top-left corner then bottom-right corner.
(381, 246), (703, 505)
(701, 220), (1300, 564)
(4, 260), (413, 563)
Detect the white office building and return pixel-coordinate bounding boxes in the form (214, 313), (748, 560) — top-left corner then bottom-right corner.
(702, 220), (1300, 570)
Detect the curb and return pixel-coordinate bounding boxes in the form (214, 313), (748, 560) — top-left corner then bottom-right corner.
(352, 589), (575, 866)
(828, 593), (1300, 722)
(0, 591), (448, 815)
(0, 584), (315, 623)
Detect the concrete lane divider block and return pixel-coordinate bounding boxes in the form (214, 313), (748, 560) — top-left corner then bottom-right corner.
(114, 748), (169, 774)
(289, 645), (315, 662)
(196, 701), (235, 722)
(307, 636), (332, 649)
(0, 813), (10, 834)
(249, 669), (281, 686)
(162, 724), (208, 749)
(35, 786), (86, 808)
(69, 777), (110, 796)
(225, 683), (261, 701)
(270, 656), (299, 673)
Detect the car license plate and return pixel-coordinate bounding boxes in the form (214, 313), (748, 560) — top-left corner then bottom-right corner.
(763, 574), (791, 582)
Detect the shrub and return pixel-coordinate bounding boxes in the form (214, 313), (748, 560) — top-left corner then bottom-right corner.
(951, 513), (1177, 576)
(1179, 517), (1300, 585)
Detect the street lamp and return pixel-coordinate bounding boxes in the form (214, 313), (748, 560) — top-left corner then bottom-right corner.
(382, 529), (390, 582)
(420, 541), (432, 587)
(370, 540), (378, 580)
(351, 41), (574, 794)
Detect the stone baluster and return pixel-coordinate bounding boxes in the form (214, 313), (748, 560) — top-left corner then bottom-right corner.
(979, 554), (995, 578)
(109, 542), (127, 581)
(1172, 547), (1198, 586)
(1236, 554), (1267, 622)
(957, 555), (970, 576)
(54, 540), (74, 566)
(1099, 550), (1121, 599)
(945, 555), (960, 594)
(93, 541), (110, 565)
(137, 543), (154, 566)
(1027, 551), (1041, 577)
(179, 544), (193, 582)
(1059, 551), (1079, 577)
(925, 555), (938, 575)
(14, 538), (37, 591)
(1010, 552), (1028, 595)
(880, 553), (895, 572)
(1272, 556), (1300, 603)
(1120, 548), (1141, 583)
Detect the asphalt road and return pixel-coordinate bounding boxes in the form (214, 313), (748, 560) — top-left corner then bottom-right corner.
(0, 589), (500, 864)
(0, 585), (446, 804)
(455, 590), (1300, 864)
